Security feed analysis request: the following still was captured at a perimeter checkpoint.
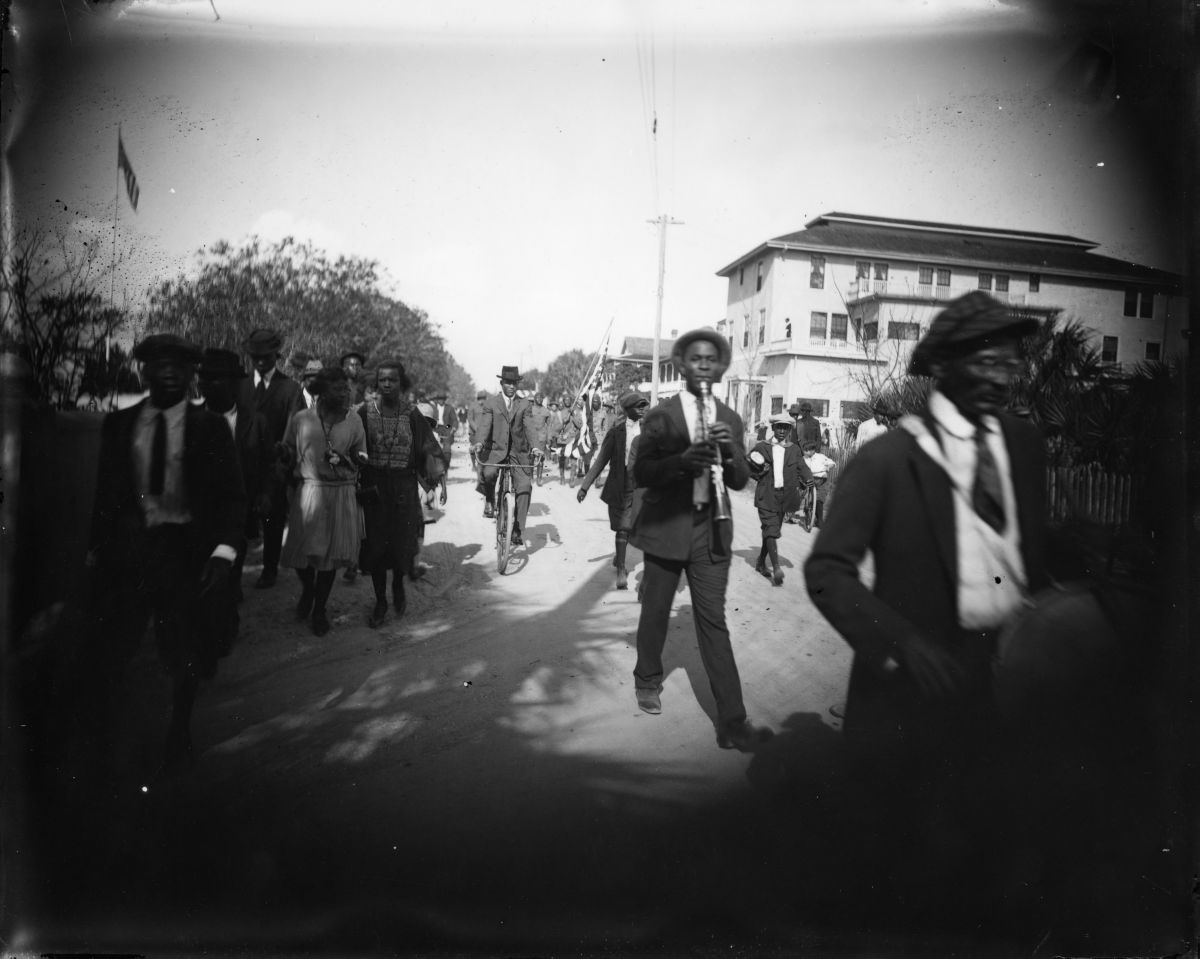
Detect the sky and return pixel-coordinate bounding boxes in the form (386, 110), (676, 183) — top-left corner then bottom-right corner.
(4, 0), (1187, 387)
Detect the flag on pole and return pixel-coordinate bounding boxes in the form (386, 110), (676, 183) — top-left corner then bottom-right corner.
(117, 132), (140, 211)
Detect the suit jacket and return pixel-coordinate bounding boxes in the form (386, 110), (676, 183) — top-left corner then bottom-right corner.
(434, 401), (459, 436)
(478, 393), (534, 465)
(630, 393), (750, 561)
(230, 402), (272, 507)
(749, 440), (810, 513)
(89, 400), (248, 570)
(581, 420), (631, 506)
(804, 412), (1048, 742)
(239, 369), (303, 444)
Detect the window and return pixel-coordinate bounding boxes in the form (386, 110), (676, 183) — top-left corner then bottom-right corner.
(856, 261), (871, 279)
(978, 271), (993, 291)
(1123, 287), (1138, 316)
(830, 313), (848, 344)
(1101, 336), (1118, 363)
(1145, 341), (1161, 361)
(810, 311), (828, 344)
(796, 398), (829, 417)
(995, 274), (1009, 293)
(771, 396), (784, 415)
(918, 265), (934, 285)
(937, 268), (951, 287)
(810, 254), (826, 290)
(758, 309), (766, 345)
(1028, 273), (1040, 293)
(1139, 290), (1154, 319)
(756, 260), (764, 292)
(862, 320), (879, 341)
(742, 317), (750, 348)
(888, 321), (921, 341)
(841, 400), (872, 421)
(874, 263), (889, 281)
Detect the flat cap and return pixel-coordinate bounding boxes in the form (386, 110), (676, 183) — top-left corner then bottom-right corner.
(242, 329), (284, 355)
(909, 291), (1040, 377)
(671, 327), (732, 369)
(302, 359), (324, 376)
(133, 333), (202, 364)
(619, 390), (649, 412)
(769, 412), (794, 427)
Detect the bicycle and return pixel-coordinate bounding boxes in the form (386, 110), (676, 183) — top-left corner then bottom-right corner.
(799, 482), (818, 532)
(490, 461), (526, 574)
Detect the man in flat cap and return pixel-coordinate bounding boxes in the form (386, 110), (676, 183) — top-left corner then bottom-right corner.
(239, 329), (303, 588)
(804, 291), (1047, 878)
(473, 366), (538, 544)
(629, 328), (771, 752)
(576, 389), (651, 590)
(299, 358), (323, 410)
(429, 389), (458, 505)
(86, 334), (247, 773)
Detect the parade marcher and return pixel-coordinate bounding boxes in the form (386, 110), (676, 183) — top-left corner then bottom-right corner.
(239, 329), (304, 589)
(747, 412), (811, 585)
(198, 348), (273, 603)
(792, 401), (823, 448)
(558, 396), (589, 486)
(473, 365), (537, 545)
(804, 291), (1046, 886)
(855, 399), (891, 447)
(576, 390), (650, 590)
(341, 350), (367, 406)
(416, 400), (446, 522)
(430, 390), (457, 506)
(525, 392), (553, 481)
(278, 367), (367, 636)
(358, 360), (443, 628)
(299, 358), (323, 410)
(629, 328), (771, 752)
(86, 333), (246, 772)
(800, 440), (836, 529)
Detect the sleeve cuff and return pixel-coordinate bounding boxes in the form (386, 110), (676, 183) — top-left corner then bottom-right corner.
(211, 545), (237, 563)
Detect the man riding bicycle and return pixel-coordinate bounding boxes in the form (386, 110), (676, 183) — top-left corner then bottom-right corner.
(473, 365), (539, 546)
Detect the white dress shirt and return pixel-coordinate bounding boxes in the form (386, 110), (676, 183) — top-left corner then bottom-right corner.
(680, 391), (715, 506)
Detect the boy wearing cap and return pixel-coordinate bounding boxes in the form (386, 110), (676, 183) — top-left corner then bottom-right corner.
(629, 328), (772, 752)
(805, 292), (1048, 868)
(87, 334), (247, 772)
(576, 390), (650, 589)
(239, 329), (304, 588)
(800, 441), (836, 529)
(748, 413), (811, 584)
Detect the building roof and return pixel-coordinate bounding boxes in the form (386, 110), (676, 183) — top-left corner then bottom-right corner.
(716, 212), (1181, 289)
(615, 336), (677, 362)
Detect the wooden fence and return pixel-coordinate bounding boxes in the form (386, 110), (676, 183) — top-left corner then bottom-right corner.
(1045, 465), (1141, 527)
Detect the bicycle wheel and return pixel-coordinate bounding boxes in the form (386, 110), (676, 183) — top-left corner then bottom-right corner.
(801, 487), (814, 532)
(496, 479), (512, 574)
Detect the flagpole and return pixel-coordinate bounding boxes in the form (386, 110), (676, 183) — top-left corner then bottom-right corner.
(109, 124), (121, 362)
(570, 318), (613, 404)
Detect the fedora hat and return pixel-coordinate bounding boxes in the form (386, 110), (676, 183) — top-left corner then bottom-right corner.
(340, 350), (366, 366)
(242, 329), (284, 355)
(670, 327), (732, 369)
(197, 347), (247, 379)
(909, 291), (1039, 377)
(133, 333), (203, 365)
(497, 365), (523, 383)
(301, 359), (324, 377)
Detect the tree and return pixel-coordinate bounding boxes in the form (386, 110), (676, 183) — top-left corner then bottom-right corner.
(144, 236), (465, 395)
(0, 228), (130, 408)
(603, 358), (646, 395)
(443, 354), (477, 406)
(541, 349), (594, 403)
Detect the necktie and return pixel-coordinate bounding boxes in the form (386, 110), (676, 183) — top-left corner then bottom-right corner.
(693, 395), (709, 506)
(149, 411), (167, 496)
(972, 426), (1005, 532)
(254, 376), (267, 406)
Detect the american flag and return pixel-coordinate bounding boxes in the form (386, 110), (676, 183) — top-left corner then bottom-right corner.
(117, 132), (140, 211)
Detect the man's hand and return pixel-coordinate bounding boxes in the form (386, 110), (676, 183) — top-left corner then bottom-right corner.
(680, 440), (719, 473)
(894, 632), (965, 698)
(576, 487), (588, 503)
(471, 443), (483, 455)
(199, 557), (233, 597)
(706, 420), (735, 457)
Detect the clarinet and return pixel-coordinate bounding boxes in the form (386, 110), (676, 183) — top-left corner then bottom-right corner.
(697, 381), (732, 522)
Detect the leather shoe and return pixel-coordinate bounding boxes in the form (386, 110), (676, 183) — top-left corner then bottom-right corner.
(311, 610), (330, 637)
(255, 570), (277, 589)
(483, 503), (495, 519)
(635, 687), (662, 715)
(771, 566), (784, 586)
(754, 562), (769, 578)
(368, 601), (388, 628)
(615, 566), (628, 590)
(510, 528), (523, 547)
(717, 719), (774, 752)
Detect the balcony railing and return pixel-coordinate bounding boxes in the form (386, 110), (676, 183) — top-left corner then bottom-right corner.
(849, 280), (1033, 305)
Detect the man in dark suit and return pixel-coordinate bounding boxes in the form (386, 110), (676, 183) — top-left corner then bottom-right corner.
(804, 292), (1047, 882)
(473, 365), (537, 546)
(577, 390), (650, 590)
(197, 348), (272, 603)
(629, 329), (772, 752)
(239, 329), (303, 588)
(87, 334), (246, 772)
(430, 390), (458, 505)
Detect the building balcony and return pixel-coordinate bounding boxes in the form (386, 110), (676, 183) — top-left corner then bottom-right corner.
(847, 281), (1034, 308)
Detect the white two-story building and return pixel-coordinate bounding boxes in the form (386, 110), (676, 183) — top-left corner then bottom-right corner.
(715, 212), (1185, 435)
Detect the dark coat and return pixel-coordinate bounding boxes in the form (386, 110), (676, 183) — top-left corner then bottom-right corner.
(239, 369), (303, 444)
(804, 413), (1048, 745)
(630, 393), (750, 561)
(749, 440), (810, 513)
(477, 392), (535, 466)
(224, 401), (272, 508)
(581, 420), (630, 506)
(792, 413), (823, 447)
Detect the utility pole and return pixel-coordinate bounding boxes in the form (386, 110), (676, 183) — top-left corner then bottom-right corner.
(648, 213), (683, 403)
